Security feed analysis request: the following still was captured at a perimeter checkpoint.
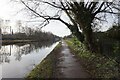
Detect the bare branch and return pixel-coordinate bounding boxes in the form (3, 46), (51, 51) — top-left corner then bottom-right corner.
(94, 2), (105, 15)
(21, 0), (47, 20)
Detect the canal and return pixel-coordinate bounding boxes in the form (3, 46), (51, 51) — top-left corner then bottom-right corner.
(0, 41), (59, 78)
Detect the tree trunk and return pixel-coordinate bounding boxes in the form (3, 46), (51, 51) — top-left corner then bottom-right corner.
(69, 25), (84, 43)
(83, 25), (98, 52)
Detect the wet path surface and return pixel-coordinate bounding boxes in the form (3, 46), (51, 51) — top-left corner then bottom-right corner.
(55, 41), (90, 78)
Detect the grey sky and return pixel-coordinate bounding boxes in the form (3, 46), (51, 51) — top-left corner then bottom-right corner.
(0, 0), (117, 37)
(0, 0), (71, 37)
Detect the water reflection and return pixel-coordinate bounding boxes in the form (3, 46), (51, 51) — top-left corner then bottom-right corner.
(0, 41), (55, 64)
(0, 45), (11, 64)
(0, 41), (59, 78)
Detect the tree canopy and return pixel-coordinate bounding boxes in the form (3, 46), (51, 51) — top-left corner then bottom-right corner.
(18, 0), (120, 52)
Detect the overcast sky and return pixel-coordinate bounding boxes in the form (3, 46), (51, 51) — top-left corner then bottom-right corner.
(0, 0), (71, 37)
(0, 0), (117, 37)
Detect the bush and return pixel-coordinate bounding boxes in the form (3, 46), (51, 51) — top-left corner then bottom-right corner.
(66, 36), (119, 78)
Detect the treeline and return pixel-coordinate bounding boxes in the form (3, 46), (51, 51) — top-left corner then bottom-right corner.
(65, 25), (120, 62)
(106, 25), (120, 40)
(2, 27), (60, 42)
(93, 25), (120, 41)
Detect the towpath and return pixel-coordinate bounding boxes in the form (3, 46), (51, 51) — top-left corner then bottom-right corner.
(55, 41), (90, 78)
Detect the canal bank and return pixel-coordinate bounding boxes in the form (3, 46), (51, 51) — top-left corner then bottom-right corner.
(66, 37), (119, 78)
(26, 40), (91, 78)
(2, 40), (36, 45)
(26, 42), (62, 78)
(26, 38), (119, 78)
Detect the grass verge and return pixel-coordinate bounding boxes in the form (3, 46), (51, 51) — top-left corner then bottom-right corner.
(66, 37), (119, 78)
(26, 42), (61, 79)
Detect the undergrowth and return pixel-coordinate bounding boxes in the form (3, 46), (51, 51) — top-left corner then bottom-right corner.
(66, 37), (119, 78)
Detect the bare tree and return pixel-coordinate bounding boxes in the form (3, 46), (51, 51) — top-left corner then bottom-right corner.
(18, 0), (120, 52)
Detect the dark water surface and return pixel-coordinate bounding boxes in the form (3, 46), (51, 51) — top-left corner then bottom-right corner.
(0, 42), (59, 78)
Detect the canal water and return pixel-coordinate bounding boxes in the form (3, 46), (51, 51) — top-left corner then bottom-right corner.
(0, 42), (59, 78)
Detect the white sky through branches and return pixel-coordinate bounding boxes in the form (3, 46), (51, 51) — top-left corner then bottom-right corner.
(0, 0), (71, 37)
(0, 0), (117, 37)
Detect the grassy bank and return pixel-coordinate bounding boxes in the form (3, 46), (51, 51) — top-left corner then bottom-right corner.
(26, 42), (62, 79)
(66, 37), (119, 78)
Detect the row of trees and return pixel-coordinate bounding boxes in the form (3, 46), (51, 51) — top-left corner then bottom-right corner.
(0, 18), (34, 35)
(0, 18), (60, 42)
(0, 18), (11, 34)
(2, 27), (60, 42)
(18, 0), (120, 53)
